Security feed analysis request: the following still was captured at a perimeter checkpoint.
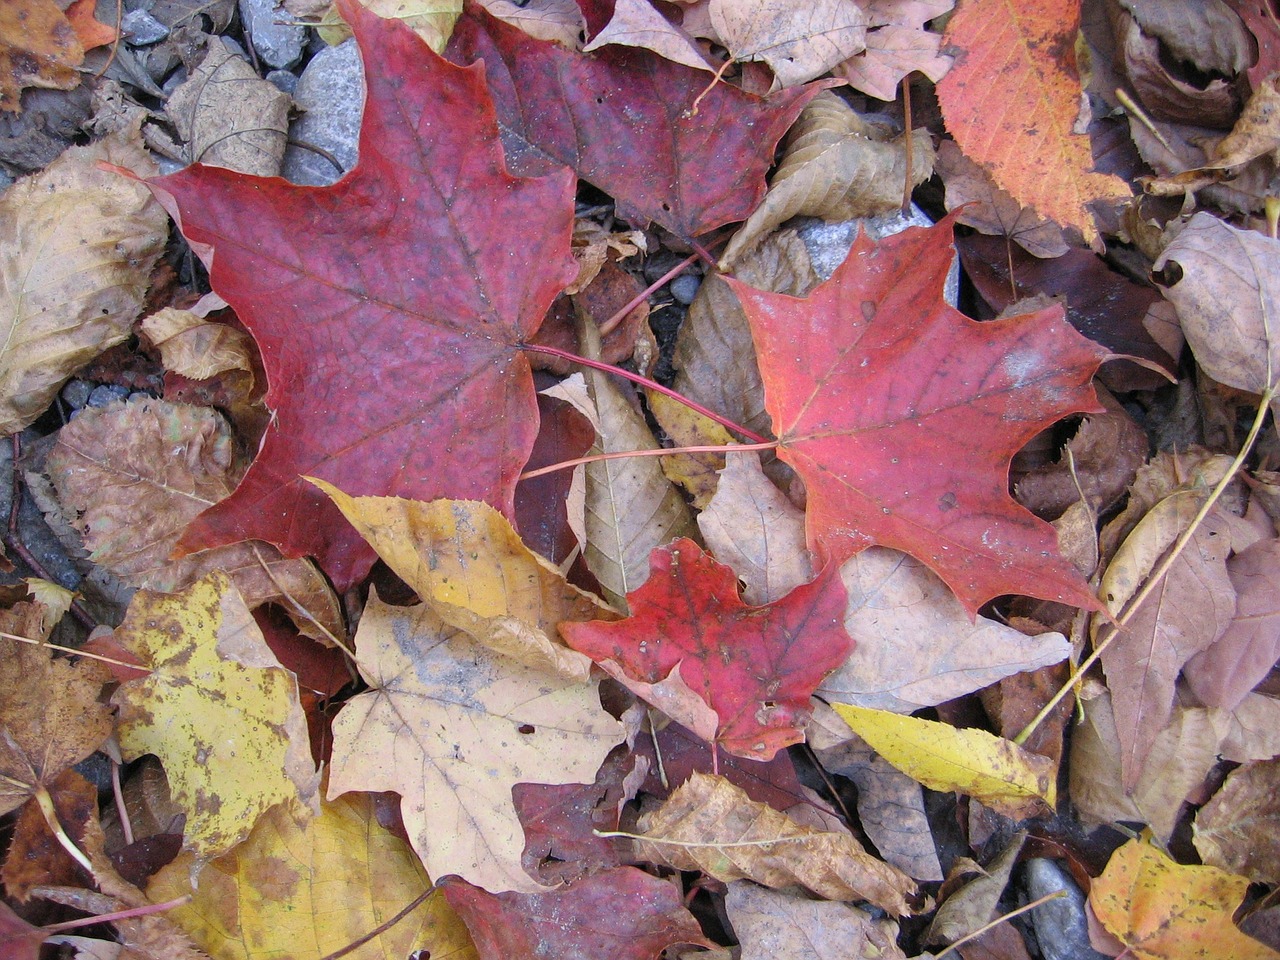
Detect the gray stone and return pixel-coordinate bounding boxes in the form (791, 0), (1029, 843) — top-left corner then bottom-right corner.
(669, 273), (700, 305)
(266, 68), (298, 95)
(61, 380), (93, 410)
(1024, 859), (1111, 960)
(237, 0), (306, 69)
(282, 39), (364, 186)
(86, 385), (130, 409)
(122, 9), (170, 44)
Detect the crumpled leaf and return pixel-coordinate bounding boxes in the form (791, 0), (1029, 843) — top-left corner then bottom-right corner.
(830, 703), (1056, 818)
(147, 792), (477, 960)
(561, 538), (850, 760)
(111, 571), (320, 860)
(140, 308), (256, 384)
(924, 833), (1024, 946)
(725, 213), (1108, 615)
(441, 867), (710, 960)
(1194, 758), (1280, 885)
(447, 0), (827, 238)
(721, 91), (935, 267)
(146, 0), (577, 589)
(710, 0), (867, 89)
(936, 0), (1129, 244)
(326, 594), (624, 893)
(0, 607), (112, 817)
(725, 881), (907, 960)
(834, 0), (954, 102)
(1088, 837), (1280, 960)
(317, 485), (610, 679)
(632, 771), (916, 914)
(0, 126), (166, 436)
(0, 0), (84, 110)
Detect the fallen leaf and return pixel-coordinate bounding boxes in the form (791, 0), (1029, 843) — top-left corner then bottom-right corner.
(1219, 692), (1280, 762)
(634, 771), (916, 913)
(834, 3), (954, 102)
(584, 0), (712, 72)
(63, 0), (116, 49)
(441, 867), (710, 960)
(935, 0), (1129, 243)
(146, 0), (577, 589)
(1088, 837), (1280, 960)
(326, 594), (624, 893)
(478, 0), (584, 47)
(446, 0), (827, 238)
(1097, 500), (1235, 788)
(925, 833), (1024, 946)
(0, 125), (166, 435)
(725, 880), (907, 960)
(720, 90), (935, 267)
(697, 449), (813, 605)
(147, 792), (477, 960)
(0, 0), (84, 110)
(725, 214), (1109, 615)
(317, 486), (610, 679)
(321, 0), (462, 50)
(112, 571), (320, 860)
(0, 901), (44, 960)
(1194, 758), (1280, 885)
(710, 0), (867, 89)
(0, 608), (112, 817)
(829, 703), (1056, 818)
(140, 308), (256, 383)
(820, 547), (1073, 713)
(561, 538), (851, 760)
(1183, 537), (1280, 710)
(1154, 212), (1280, 405)
(647, 390), (735, 510)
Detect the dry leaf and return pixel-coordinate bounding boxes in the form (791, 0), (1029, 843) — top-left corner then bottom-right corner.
(147, 792), (478, 960)
(322, 0), (462, 49)
(720, 91), (935, 268)
(710, 0), (867, 89)
(821, 547), (1072, 713)
(0, 126), (166, 435)
(478, 0), (584, 47)
(1194, 758), (1280, 884)
(1088, 837), (1280, 960)
(726, 881), (907, 960)
(141, 308), (256, 383)
(829, 704), (1056, 818)
(112, 571), (320, 860)
(633, 771), (916, 914)
(834, 4), (954, 102)
(1219, 692), (1280, 762)
(646, 390), (735, 509)
(316, 485), (610, 679)
(326, 594), (624, 893)
(925, 833), (1024, 946)
(0, 0), (84, 110)
(584, 0), (711, 71)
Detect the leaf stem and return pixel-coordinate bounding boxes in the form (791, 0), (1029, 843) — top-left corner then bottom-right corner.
(932, 890), (1067, 959)
(519, 441), (778, 482)
(1015, 384), (1277, 746)
(520, 343), (770, 443)
(33, 785), (92, 873)
(598, 252), (698, 337)
(40, 895), (191, 933)
(0, 632), (148, 674)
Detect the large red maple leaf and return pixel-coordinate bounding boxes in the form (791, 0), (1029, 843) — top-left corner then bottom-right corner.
(723, 215), (1109, 616)
(446, 1), (828, 239)
(141, 0), (576, 588)
(559, 539), (851, 760)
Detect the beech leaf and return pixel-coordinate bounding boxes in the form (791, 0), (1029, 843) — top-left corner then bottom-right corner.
(326, 594), (624, 893)
(560, 538), (851, 760)
(145, 0), (577, 589)
(724, 213), (1109, 615)
(709, 0), (868, 89)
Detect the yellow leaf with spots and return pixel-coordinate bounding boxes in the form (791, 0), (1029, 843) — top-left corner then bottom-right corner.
(1088, 838), (1280, 960)
(112, 571), (319, 860)
(148, 791), (477, 960)
(313, 482), (615, 679)
(830, 703), (1055, 818)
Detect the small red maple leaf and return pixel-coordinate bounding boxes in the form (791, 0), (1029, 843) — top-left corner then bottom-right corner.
(141, 0), (576, 588)
(723, 213), (1109, 616)
(560, 539), (851, 760)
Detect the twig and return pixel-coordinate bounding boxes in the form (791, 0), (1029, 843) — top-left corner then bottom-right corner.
(317, 885), (439, 960)
(519, 441), (777, 482)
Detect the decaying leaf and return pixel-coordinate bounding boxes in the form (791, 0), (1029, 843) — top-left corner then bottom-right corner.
(924, 833), (1024, 947)
(725, 881), (907, 960)
(830, 703), (1056, 818)
(1194, 759), (1280, 884)
(112, 571), (320, 860)
(0, 0), (85, 110)
(147, 792), (477, 960)
(0, 126), (166, 436)
(560, 538), (850, 760)
(834, 0), (954, 102)
(720, 91), (935, 268)
(710, 0), (868, 89)
(584, 0), (712, 72)
(140, 308), (256, 384)
(326, 594), (624, 893)
(320, 0), (463, 50)
(478, 0), (584, 47)
(1088, 837), (1280, 960)
(317, 485), (610, 679)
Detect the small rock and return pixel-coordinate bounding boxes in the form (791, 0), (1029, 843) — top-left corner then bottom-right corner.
(86, 385), (131, 409)
(237, 0), (306, 69)
(1024, 859), (1111, 960)
(266, 69), (299, 95)
(121, 9), (170, 44)
(282, 39), (364, 185)
(61, 380), (93, 410)
(669, 273), (700, 305)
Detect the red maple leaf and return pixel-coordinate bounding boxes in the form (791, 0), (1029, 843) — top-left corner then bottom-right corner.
(559, 539), (851, 760)
(446, 1), (828, 239)
(723, 214), (1109, 616)
(141, 0), (576, 588)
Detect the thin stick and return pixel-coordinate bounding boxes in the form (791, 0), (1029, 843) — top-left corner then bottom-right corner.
(932, 890), (1067, 959)
(594, 829), (814, 848)
(519, 441), (778, 482)
(0, 632), (148, 674)
(41, 895), (191, 933)
(1016, 382), (1277, 745)
(520, 343), (770, 443)
(317, 886), (438, 960)
(901, 74), (914, 216)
